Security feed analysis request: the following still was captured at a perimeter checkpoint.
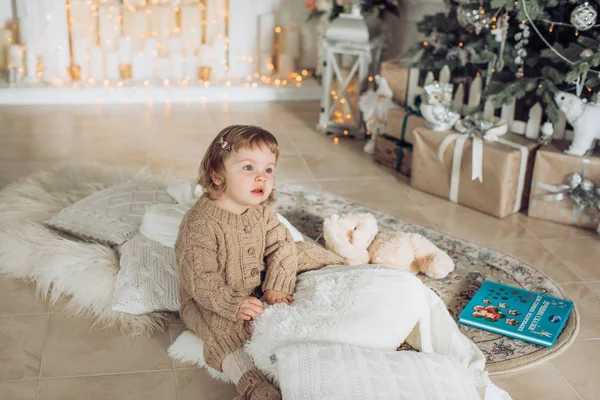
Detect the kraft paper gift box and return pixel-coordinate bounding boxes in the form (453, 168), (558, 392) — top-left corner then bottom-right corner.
(411, 127), (540, 219)
(381, 104), (426, 176)
(381, 60), (410, 106)
(373, 134), (413, 176)
(528, 141), (600, 230)
(386, 105), (426, 145)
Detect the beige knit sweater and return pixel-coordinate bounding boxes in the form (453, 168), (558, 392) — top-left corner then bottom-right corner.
(175, 194), (344, 371)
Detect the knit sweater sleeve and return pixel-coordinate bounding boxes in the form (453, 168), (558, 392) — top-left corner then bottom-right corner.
(262, 207), (298, 294)
(179, 220), (246, 322)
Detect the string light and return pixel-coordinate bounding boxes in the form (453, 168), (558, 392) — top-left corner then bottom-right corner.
(24, 0), (313, 91)
(334, 137), (339, 144)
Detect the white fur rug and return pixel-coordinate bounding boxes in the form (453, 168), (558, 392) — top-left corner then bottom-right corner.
(0, 164), (168, 336)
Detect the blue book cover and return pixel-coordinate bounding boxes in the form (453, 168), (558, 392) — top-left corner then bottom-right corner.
(458, 281), (574, 347)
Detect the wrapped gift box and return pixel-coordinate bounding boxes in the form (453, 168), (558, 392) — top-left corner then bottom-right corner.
(528, 141), (600, 230)
(381, 60), (410, 106)
(386, 105), (426, 145)
(411, 127), (540, 218)
(373, 134), (412, 176)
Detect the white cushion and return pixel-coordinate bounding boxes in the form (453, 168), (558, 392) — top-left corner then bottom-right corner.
(46, 179), (176, 246)
(275, 342), (481, 400)
(112, 233), (179, 315)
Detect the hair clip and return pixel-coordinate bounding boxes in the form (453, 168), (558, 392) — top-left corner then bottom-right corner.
(218, 137), (231, 152)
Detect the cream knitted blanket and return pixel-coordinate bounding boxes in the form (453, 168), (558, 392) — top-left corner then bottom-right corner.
(170, 264), (511, 400)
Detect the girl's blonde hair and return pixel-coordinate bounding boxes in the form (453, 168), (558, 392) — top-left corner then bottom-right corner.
(198, 125), (279, 203)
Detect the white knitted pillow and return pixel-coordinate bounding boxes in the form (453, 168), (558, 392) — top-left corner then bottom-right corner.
(112, 233), (179, 315)
(275, 343), (481, 400)
(46, 180), (176, 246)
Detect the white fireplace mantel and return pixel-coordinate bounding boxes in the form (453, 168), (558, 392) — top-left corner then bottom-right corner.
(0, 0), (319, 104)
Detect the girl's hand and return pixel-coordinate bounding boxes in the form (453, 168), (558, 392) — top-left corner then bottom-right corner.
(263, 290), (294, 305)
(236, 296), (264, 321)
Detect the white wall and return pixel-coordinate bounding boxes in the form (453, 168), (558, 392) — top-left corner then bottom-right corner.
(0, 0), (445, 68)
(386, 0), (448, 60)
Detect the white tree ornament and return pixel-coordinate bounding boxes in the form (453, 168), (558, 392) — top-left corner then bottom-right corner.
(555, 91), (600, 156)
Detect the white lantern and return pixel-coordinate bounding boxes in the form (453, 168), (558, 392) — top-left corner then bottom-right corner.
(317, 1), (383, 138)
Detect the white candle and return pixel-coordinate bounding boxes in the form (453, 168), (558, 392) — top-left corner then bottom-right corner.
(72, 38), (89, 81)
(98, 4), (121, 51)
(212, 38), (227, 80)
(105, 50), (119, 80)
(156, 57), (171, 80)
(167, 36), (182, 56)
(132, 51), (147, 81)
(118, 36), (133, 64)
(42, 0), (70, 78)
(9, 44), (24, 69)
(57, 48), (69, 81)
(180, 5), (201, 57)
(198, 44), (213, 66)
(183, 56), (197, 80)
(123, 9), (149, 52)
(259, 52), (273, 76)
(89, 45), (104, 81)
(227, 0), (269, 78)
(41, 52), (58, 83)
(70, 1), (95, 46)
(149, 6), (176, 56)
(278, 53), (294, 78)
(72, 38), (88, 67)
(170, 52), (184, 80)
(144, 37), (158, 58)
(24, 46), (39, 84)
(283, 28), (300, 59)
(205, 0), (226, 45)
(258, 13), (275, 53)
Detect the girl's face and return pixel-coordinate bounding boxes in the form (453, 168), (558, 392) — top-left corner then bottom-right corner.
(212, 145), (277, 214)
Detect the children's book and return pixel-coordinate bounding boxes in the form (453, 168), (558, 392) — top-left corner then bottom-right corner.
(458, 280), (574, 347)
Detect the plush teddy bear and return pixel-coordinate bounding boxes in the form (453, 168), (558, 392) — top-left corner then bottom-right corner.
(323, 212), (454, 279)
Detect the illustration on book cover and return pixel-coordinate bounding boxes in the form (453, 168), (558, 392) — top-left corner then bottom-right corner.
(459, 281), (574, 347)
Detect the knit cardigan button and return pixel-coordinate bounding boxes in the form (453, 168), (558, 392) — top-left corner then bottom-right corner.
(251, 268), (259, 276)
(244, 226), (252, 233)
(248, 248), (255, 255)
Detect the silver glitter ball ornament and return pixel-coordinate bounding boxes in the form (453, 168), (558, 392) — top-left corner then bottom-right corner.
(566, 173), (583, 189)
(457, 4), (495, 34)
(580, 178), (595, 192)
(571, 2), (598, 31)
(581, 48), (593, 59)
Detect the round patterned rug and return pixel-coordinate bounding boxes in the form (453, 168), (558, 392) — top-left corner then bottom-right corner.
(274, 183), (579, 375)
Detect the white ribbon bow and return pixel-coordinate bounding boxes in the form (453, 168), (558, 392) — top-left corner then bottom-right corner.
(438, 117), (509, 184)
(437, 117), (529, 213)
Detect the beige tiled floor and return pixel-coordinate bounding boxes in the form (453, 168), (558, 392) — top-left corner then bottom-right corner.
(0, 101), (598, 400)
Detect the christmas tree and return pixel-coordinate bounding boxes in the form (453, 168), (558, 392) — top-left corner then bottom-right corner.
(408, 0), (600, 123)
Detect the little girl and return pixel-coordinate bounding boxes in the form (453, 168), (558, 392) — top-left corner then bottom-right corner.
(175, 125), (343, 400)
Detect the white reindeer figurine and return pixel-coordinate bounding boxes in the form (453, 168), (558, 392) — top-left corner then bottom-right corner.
(554, 91), (600, 156)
